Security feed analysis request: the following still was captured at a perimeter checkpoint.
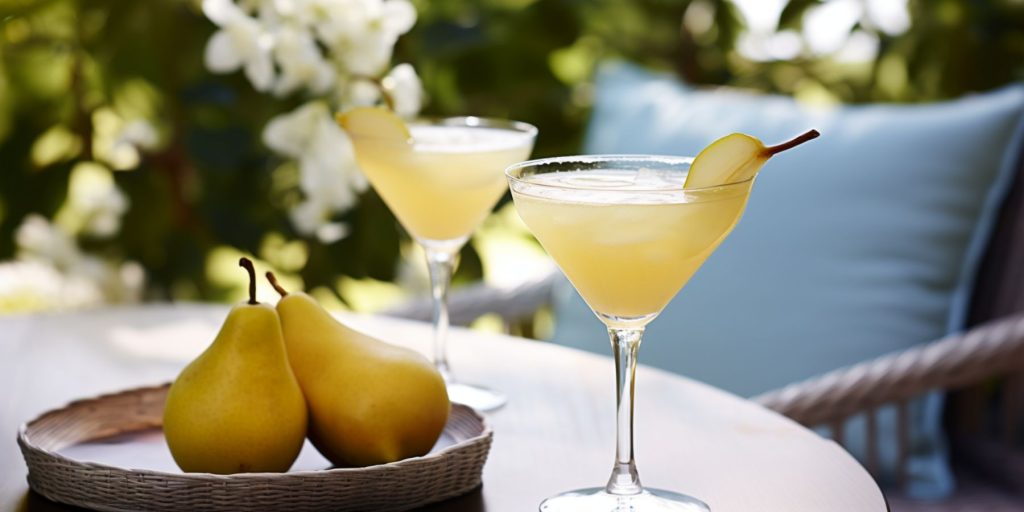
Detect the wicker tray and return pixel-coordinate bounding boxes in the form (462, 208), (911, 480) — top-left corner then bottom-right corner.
(17, 383), (492, 511)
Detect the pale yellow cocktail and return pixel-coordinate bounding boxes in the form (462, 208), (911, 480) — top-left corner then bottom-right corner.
(352, 124), (535, 242)
(342, 109), (537, 412)
(508, 137), (816, 512)
(508, 155), (753, 512)
(511, 167), (752, 324)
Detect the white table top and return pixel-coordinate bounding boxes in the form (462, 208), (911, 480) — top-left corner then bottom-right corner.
(0, 304), (887, 511)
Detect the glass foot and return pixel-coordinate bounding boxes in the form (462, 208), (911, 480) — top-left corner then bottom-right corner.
(446, 381), (507, 412)
(540, 488), (710, 512)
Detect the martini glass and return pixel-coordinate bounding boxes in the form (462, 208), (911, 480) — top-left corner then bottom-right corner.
(506, 155), (755, 511)
(349, 116), (537, 411)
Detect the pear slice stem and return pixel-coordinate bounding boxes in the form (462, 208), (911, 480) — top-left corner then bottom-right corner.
(239, 258), (258, 305)
(266, 271), (289, 297)
(763, 129), (820, 156)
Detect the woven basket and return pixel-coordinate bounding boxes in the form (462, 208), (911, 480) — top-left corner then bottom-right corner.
(17, 383), (492, 511)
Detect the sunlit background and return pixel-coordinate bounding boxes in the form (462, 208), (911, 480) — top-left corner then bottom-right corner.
(1, 0), (1022, 337)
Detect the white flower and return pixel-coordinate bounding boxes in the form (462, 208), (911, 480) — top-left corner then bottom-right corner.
(269, 0), (325, 26)
(97, 260), (146, 304)
(6, 214), (145, 311)
(115, 120), (160, 152)
(289, 198), (351, 243)
(0, 260), (103, 313)
(55, 162), (129, 238)
(264, 102), (367, 237)
(203, 0), (276, 92)
(314, 221), (350, 244)
(381, 63), (422, 118)
(15, 214), (82, 270)
(262, 100), (322, 156)
(65, 256), (144, 306)
(272, 25), (336, 97)
(336, 76), (383, 107)
(383, 0), (417, 32)
(92, 108), (159, 170)
(0, 256), (144, 313)
(288, 198), (331, 236)
(198, 0), (425, 240)
(315, 0), (417, 75)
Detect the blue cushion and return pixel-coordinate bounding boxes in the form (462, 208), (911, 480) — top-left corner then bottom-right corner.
(551, 61), (1024, 498)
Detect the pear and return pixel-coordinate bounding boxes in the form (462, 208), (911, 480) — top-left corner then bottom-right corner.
(162, 258), (307, 474)
(266, 272), (450, 467)
(683, 129), (820, 189)
(335, 106), (412, 143)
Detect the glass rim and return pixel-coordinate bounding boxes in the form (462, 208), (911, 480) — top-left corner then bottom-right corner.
(504, 154), (756, 193)
(346, 115), (538, 142)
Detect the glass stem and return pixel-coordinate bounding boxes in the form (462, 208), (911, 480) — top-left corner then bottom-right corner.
(606, 327), (645, 495)
(425, 244), (459, 382)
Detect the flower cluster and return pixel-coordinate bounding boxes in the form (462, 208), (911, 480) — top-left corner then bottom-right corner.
(13, 214), (144, 308)
(202, 0), (423, 240)
(0, 163), (144, 313)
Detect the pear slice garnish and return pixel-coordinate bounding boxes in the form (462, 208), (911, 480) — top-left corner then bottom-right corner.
(683, 129), (820, 189)
(335, 106), (413, 144)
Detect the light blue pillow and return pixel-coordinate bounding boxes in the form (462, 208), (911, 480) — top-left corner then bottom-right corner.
(552, 62), (1024, 499)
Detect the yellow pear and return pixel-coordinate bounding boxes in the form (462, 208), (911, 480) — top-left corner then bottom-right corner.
(683, 129), (820, 189)
(163, 258), (307, 474)
(335, 106), (412, 143)
(267, 272), (450, 467)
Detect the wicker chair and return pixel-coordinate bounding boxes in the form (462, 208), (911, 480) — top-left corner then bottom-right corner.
(750, 145), (1024, 510)
(383, 150), (1024, 511)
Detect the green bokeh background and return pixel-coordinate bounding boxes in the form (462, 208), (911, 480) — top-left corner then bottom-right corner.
(1, 0), (1023, 308)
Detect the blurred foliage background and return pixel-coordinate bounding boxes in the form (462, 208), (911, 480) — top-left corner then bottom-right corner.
(1, 0), (1024, 314)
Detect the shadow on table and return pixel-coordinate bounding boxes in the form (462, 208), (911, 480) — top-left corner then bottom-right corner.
(18, 486), (487, 512)
(17, 492), (86, 512)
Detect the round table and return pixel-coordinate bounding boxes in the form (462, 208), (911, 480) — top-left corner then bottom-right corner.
(0, 305), (886, 511)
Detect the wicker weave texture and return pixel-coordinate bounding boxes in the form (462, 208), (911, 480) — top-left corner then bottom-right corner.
(18, 384), (492, 512)
(753, 313), (1024, 427)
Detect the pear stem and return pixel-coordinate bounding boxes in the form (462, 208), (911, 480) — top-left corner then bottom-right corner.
(239, 258), (258, 305)
(763, 129), (820, 156)
(266, 271), (289, 297)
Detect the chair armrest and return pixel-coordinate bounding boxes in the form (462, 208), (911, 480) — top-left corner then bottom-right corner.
(753, 312), (1024, 426)
(382, 271), (559, 327)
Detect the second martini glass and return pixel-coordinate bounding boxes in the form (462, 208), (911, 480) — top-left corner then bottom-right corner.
(348, 115), (537, 411)
(507, 155), (754, 511)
